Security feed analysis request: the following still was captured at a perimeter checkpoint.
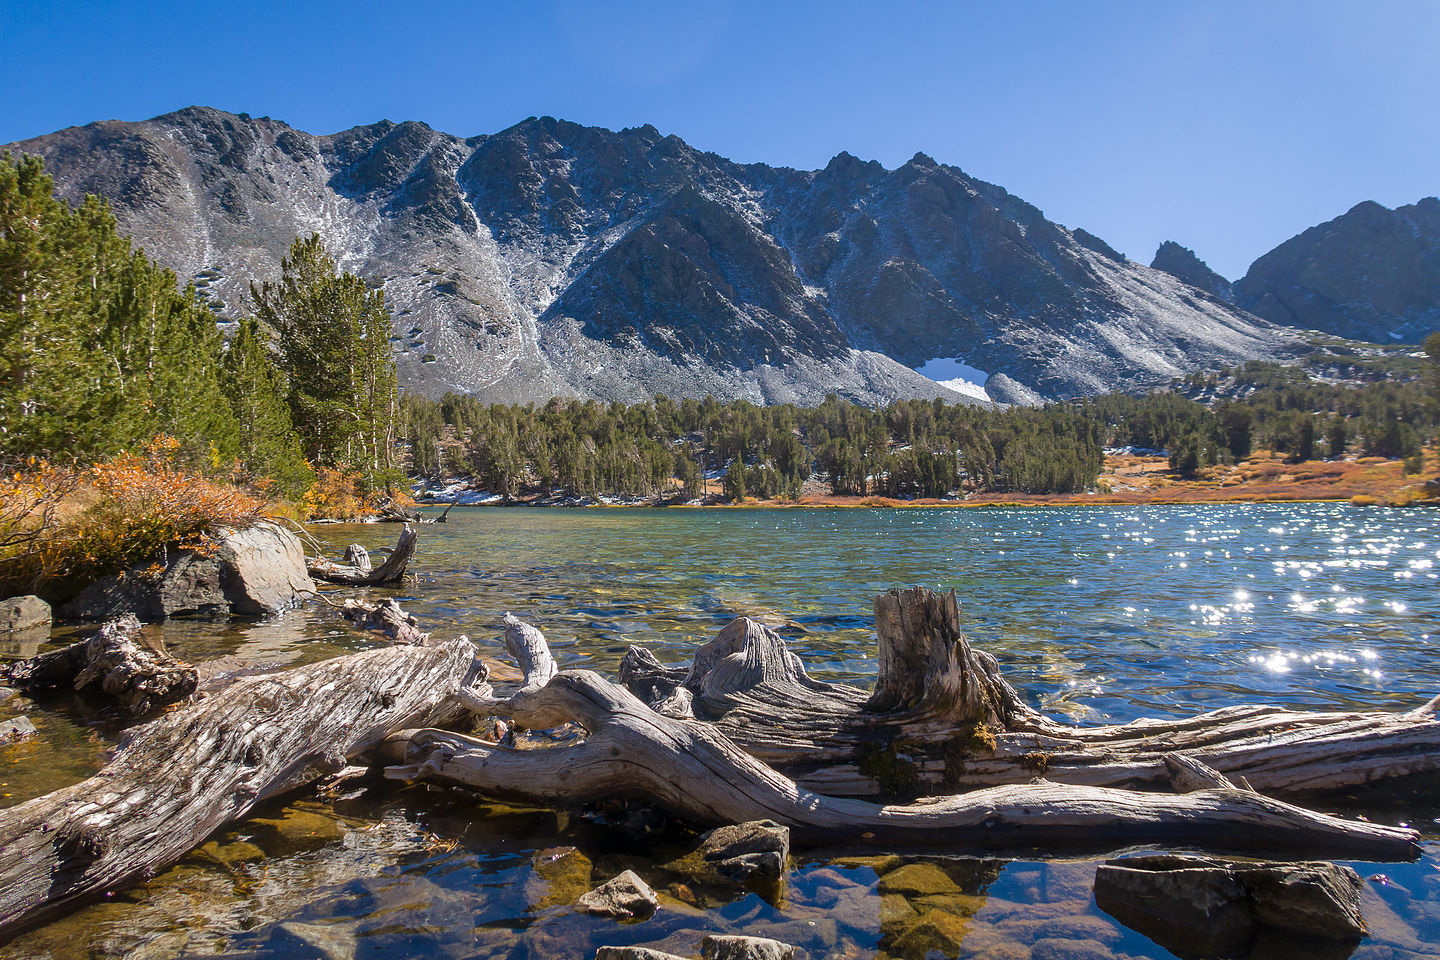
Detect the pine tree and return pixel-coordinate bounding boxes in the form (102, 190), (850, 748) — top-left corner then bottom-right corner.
(250, 234), (398, 480)
(221, 318), (313, 497)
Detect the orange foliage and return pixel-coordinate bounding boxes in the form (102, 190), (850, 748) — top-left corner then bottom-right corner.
(0, 436), (276, 598)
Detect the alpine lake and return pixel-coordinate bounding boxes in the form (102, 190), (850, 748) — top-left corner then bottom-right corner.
(3, 503), (1440, 960)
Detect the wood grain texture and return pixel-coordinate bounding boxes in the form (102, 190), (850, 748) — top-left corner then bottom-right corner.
(0, 638), (478, 940)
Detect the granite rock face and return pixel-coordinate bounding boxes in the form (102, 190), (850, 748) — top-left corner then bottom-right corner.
(7, 108), (1305, 404)
(62, 521), (314, 621)
(1233, 197), (1440, 343)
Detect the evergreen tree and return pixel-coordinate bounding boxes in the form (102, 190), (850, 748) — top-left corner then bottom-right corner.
(221, 318), (313, 496)
(250, 234), (398, 479)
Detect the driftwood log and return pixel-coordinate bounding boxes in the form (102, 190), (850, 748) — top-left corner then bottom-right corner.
(389, 612), (1418, 860)
(0, 638), (480, 940)
(619, 588), (1440, 801)
(0, 615), (197, 717)
(307, 523), (417, 585)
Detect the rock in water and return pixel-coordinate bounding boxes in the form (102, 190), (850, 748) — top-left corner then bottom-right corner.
(0, 716), (37, 745)
(211, 521), (316, 614)
(576, 870), (659, 920)
(700, 935), (795, 960)
(696, 820), (790, 882)
(63, 521), (315, 620)
(1094, 854), (1366, 959)
(594, 948), (689, 960)
(0, 596), (51, 635)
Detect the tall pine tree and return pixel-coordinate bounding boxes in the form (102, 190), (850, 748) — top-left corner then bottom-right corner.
(250, 234), (398, 479)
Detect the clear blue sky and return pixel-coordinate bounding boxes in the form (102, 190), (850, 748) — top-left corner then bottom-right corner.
(4, 0), (1436, 279)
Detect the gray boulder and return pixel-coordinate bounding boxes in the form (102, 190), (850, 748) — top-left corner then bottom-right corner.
(701, 935), (794, 960)
(0, 716), (37, 744)
(1095, 854), (1366, 959)
(696, 820), (790, 883)
(1, 596), (51, 634)
(577, 869), (659, 920)
(63, 521), (314, 621)
(594, 949), (688, 960)
(212, 522), (315, 615)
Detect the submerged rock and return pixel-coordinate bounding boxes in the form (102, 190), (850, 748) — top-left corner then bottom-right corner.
(63, 520), (315, 621)
(1094, 854), (1366, 959)
(528, 845), (595, 909)
(0, 715), (37, 744)
(700, 934), (795, 960)
(1, 595), (51, 634)
(577, 869), (659, 920)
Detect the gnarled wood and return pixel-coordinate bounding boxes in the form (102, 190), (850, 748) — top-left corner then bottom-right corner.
(338, 597), (430, 645)
(622, 587), (1440, 801)
(0, 638), (479, 940)
(308, 523), (417, 585)
(0, 615), (196, 717)
(389, 626), (1417, 860)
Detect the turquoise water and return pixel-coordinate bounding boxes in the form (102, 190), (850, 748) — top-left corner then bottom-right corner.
(3, 503), (1439, 959)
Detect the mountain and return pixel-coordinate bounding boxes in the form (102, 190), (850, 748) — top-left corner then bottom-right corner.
(5, 107), (1301, 404)
(1151, 241), (1233, 303)
(1233, 198), (1440, 343)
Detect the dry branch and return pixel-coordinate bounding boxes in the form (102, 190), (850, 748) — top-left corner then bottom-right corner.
(0, 615), (196, 717)
(307, 523), (417, 585)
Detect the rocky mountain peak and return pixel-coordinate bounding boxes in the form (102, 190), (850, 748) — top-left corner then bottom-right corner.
(1151, 241), (1233, 303)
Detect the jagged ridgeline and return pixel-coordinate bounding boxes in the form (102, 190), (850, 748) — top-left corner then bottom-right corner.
(8, 107), (1309, 406)
(0, 153), (395, 497)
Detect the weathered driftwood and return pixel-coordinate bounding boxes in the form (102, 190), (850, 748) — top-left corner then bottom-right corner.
(0, 638), (480, 939)
(307, 523), (417, 585)
(389, 617), (1418, 861)
(620, 587), (1440, 801)
(338, 597), (431, 645)
(0, 615), (196, 717)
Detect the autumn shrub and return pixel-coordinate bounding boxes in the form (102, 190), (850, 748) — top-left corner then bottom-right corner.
(299, 466), (415, 521)
(0, 436), (273, 599)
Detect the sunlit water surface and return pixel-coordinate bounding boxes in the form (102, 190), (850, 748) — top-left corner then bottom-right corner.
(3, 503), (1439, 959)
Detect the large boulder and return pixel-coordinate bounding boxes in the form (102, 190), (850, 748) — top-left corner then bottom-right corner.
(1, 596), (51, 635)
(63, 521), (315, 621)
(1094, 854), (1366, 959)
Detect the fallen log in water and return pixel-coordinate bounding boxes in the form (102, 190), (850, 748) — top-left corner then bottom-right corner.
(388, 614), (1418, 861)
(307, 523), (417, 585)
(620, 587), (1440, 801)
(0, 637), (480, 940)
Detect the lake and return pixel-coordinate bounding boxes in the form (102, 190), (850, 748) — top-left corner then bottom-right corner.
(2, 503), (1438, 959)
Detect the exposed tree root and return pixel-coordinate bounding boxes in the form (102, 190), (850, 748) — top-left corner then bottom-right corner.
(388, 613), (1418, 862)
(620, 588), (1440, 801)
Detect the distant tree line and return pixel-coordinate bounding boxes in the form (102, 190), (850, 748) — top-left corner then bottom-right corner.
(0, 152), (400, 499)
(1090, 358), (1440, 478)
(402, 392), (1106, 499)
(404, 356), (1440, 501)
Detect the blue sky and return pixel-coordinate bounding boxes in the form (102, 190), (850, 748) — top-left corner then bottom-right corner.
(3, 0), (1436, 279)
